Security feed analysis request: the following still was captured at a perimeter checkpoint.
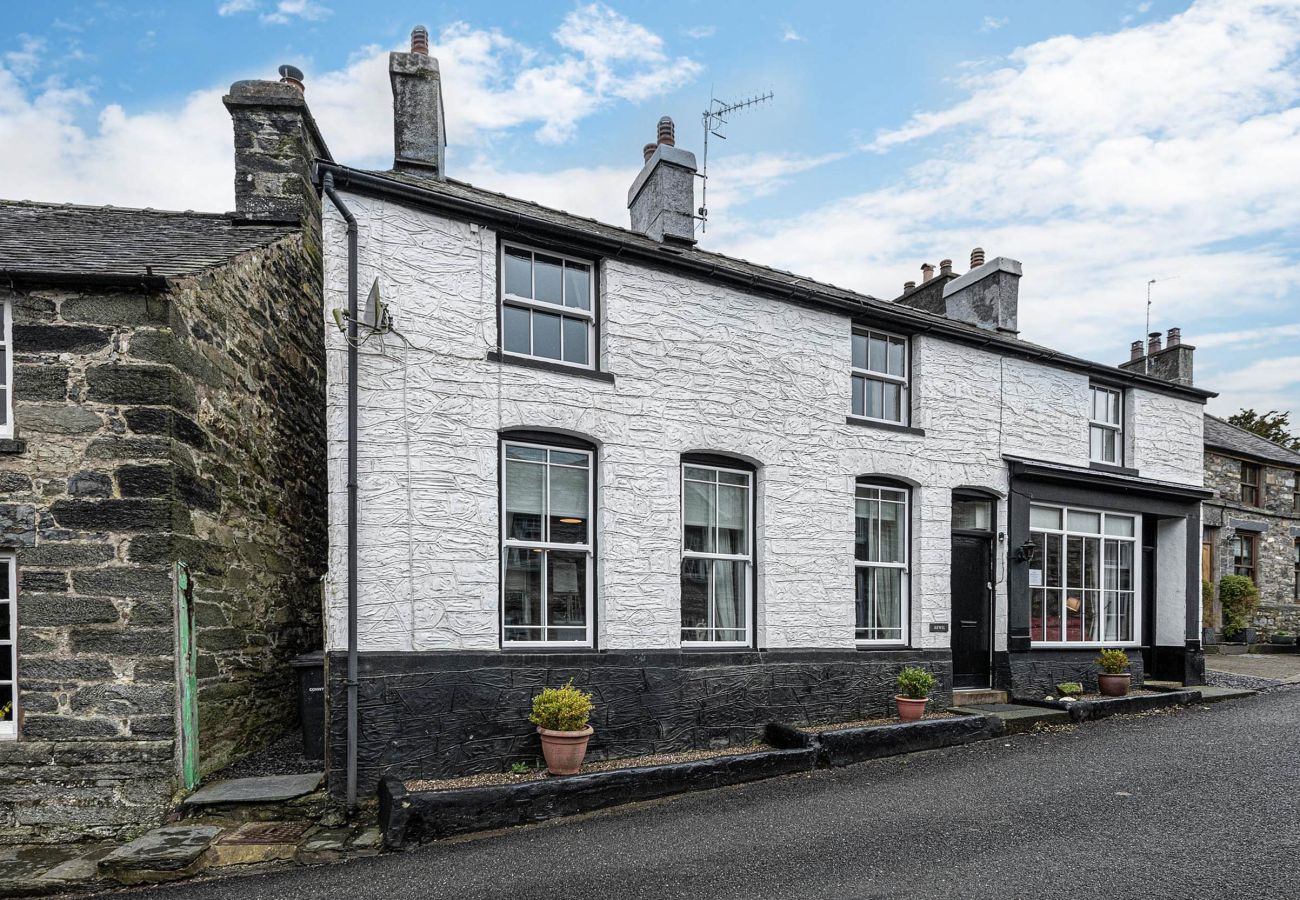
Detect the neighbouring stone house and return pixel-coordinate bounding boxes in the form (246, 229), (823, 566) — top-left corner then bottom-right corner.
(1118, 331), (1300, 635)
(0, 78), (329, 843)
(315, 30), (1215, 800)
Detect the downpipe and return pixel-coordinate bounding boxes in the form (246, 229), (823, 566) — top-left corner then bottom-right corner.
(322, 173), (360, 814)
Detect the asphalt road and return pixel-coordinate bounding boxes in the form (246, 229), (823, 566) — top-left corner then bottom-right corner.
(108, 687), (1300, 900)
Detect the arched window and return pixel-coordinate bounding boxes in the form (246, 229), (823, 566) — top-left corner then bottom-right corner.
(855, 479), (909, 644)
(681, 454), (754, 646)
(500, 431), (595, 647)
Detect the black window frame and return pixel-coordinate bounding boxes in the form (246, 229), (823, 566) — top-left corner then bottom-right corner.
(1232, 532), (1256, 580)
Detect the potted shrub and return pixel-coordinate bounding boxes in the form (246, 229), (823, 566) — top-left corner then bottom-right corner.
(529, 679), (595, 776)
(1219, 574), (1259, 643)
(895, 666), (937, 722)
(1096, 649), (1131, 697)
(1270, 630), (1296, 646)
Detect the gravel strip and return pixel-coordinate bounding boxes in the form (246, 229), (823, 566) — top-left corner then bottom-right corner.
(802, 711), (959, 733)
(209, 731), (320, 780)
(407, 744), (768, 792)
(1205, 670), (1284, 692)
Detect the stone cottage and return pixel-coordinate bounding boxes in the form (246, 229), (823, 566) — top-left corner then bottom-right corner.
(1119, 331), (1300, 635)
(315, 31), (1215, 802)
(0, 77), (330, 842)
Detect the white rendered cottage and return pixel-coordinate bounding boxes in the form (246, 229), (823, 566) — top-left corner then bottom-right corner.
(315, 30), (1213, 796)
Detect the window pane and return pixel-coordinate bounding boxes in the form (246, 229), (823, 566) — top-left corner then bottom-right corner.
(1030, 506), (1061, 530)
(548, 465), (588, 544)
(874, 568), (902, 634)
(868, 335), (887, 372)
(683, 480), (714, 552)
(1044, 533), (1063, 587)
(505, 460), (544, 541)
(852, 334), (868, 370)
(854, 567), (871, 632)
(855, 500), (871, 561)
(1044, 589), (1062, 641)
(1067, 510), (1101, 533)
(1104, 515), (1134, 537)
(684, 466), (716, 482)
(882, 381), (902, 422)
(503, 305), (531, 354)
(506, 445), (547, 462)
(503, 548), (542, 629)
(887, 338), (906, 377)
(561, 317), (589, 365)
(563, 263), (591, 311)
(1101, 428), (1116, 462)
(549, 450), (588, 467)
(851, 375), (865, 417)
(681, 557), (709, 641)
(952, 499), (992, 530)
(718, 471), (748, 486)
(712, 559), (746, 640)
(877, 499), (905, 563)
(1030, 588), (1045, 641)
(532, 311), (562, 360)
(504, 248), (532, 298)
(534, 254), (563, 305)
(865, 378), (884, 419)
(716, 483), (748, 554)
(546, 550), (586, 628)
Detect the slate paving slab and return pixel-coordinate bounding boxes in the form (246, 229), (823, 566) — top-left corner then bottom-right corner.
(183, 773), (323, 806)
(962, 702), (1071, 733)
(97, 824), (222, 885)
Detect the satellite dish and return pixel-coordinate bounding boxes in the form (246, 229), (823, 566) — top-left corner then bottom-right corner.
(362, 277), (390, 330)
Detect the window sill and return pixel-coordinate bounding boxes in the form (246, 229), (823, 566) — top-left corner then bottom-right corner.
(0, 438), (26, 455)
(845, 416), (924, 437)
(500, 644), (595, 653)
(1029, 642), (1142, 650)
(855, 641), (911, 650)
(487, 350), (615, 384)
(1088, 461), (1139, 476)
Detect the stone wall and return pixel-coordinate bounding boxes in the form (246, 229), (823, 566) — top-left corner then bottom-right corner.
(0, 228), (326, 842)
(1203, 450), (1299, 632)
(996, 650), (1146, 698)
(326, 648), (952, 794)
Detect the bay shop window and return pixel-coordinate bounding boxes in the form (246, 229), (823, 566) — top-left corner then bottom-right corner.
(1029, 505), (1139, 646)
(501, 441), (593, 646)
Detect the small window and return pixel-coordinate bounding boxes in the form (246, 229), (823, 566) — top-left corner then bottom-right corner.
(501, 440), (593, 645)
(1239, 461), (1260, 506)
(500, 244), (595, 369)
(1, 297), (11, 438)
(1089, 385), (1122, 465)
(1292, 474), (1299, 515)
(850, 330), (908, 425)
(855, 482), (909, 643)
(1232, 533), (1256, 581)
(1, 553), (15, 739)
(681, 462), (753, 646)
(952, 497), (993, 531)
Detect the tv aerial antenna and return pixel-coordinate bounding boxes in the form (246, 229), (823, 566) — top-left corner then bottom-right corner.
(698, 89), (774, 233)
(1144, 275), (1180, 373)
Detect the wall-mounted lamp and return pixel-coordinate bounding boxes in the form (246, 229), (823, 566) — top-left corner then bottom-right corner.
(1014, 539), (1039, 565)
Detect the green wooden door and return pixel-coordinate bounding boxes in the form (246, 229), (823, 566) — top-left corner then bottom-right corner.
(175, 562), (200, 791)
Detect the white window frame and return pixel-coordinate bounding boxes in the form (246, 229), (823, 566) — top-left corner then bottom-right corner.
(1, 552), (16, 740)
(849, 328), (910, 426)
(1, 297), (12, 439)
(499, 242), (597, 371)
(1029, 503), (1142, 649)
(1089, 384), (1123, 465)
(500, 440), (594, 648)
(680, 463), (754, 648)
(854, 482), (910, 646)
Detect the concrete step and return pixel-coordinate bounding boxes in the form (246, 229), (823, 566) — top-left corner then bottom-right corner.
(961, 702), (1070, 734)
(1212, 643), (1250, 655)
(97, 825), (222, 885)
(184, 773), (323, 808)
(952, 688), (1009, 707)
(1193, 685), (1259, 703)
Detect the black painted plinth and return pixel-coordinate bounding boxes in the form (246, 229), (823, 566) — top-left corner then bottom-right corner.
(1018, 689), (1202, 723)
(808, 714), (1005, 768)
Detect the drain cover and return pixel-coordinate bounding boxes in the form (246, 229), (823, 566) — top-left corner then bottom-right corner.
(218, 822), (311, 845)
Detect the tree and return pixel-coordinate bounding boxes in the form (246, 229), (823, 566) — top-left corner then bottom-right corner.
(1227, 408), (1300, 451)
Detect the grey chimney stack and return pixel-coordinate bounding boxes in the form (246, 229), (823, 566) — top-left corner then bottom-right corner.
(389, 25), (446, 180)
(1129, 340), (1144, 362)
(224, 68), (332, 223)
(1167, 326), (1181, 346)
(628, 115), (697, 245)
(921, 263), (935, 283)
(1120, 326), (1195, 386)
(1147, 331), (1162, 355)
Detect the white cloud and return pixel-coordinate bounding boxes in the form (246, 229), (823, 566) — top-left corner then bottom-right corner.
(261, 1), (331, 26)
(780, 25), (805, 43)
(981, 16), (1010, 33)
(217, 0), (257, 16)
(0, 6), (699, 210)
(712, 0), (1300, 415)
(4, 35), (44, 78)
(684, 26), (716, 39)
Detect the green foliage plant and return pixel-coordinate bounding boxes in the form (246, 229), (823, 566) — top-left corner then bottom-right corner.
(1096, 649), (1130, 675)
(529, 678), (594, 732)
(896, 666), (937, 700)
(1056, 682), (1084, 697)
(1218, 575), (1260, 634)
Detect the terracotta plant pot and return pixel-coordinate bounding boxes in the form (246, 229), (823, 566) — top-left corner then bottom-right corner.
(1097, 673), (1131, 697)
(895, 696), (929, 722)
(537, 725), (594, 775)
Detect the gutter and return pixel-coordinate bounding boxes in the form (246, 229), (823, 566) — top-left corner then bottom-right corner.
(313, 162), (1215, 405)
(321, 173), (360, 814)
(1, 270), (169, 291)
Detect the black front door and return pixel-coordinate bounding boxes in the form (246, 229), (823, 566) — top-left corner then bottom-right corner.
(951, 533), (992, 688)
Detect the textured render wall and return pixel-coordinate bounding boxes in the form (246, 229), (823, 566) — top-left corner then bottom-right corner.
(321, 194), (1203, 657)
(1204, 450), (1299, 630)
(1130, 388), (1204, 486)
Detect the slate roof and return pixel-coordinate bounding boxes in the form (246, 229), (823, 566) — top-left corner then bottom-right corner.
(1204, 414), (1300, 467)
(323, 162), (1215, 403)
(0, 200), (295, 283)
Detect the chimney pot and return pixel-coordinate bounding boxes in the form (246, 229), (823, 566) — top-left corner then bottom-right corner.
(970, 247), (985, 269)
(939, 259), (953, 277)
(277, 64), (305, 93)
(411, 25), (430, 55)
(643, 142), (657, 162)
(921, 263), (935, 283)
(1130, 340), (1144, 361)
(904, 280), (916, 291)
(1167, 326), (1181, 346)
(657, 116), (675, 147)
(1147, 331), (1162, 354)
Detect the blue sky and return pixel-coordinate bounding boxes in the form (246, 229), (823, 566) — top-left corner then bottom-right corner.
(3, 0), (1299, 420)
